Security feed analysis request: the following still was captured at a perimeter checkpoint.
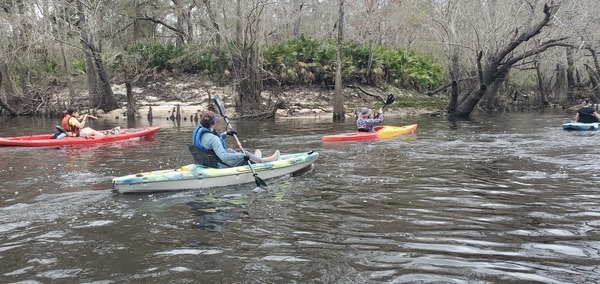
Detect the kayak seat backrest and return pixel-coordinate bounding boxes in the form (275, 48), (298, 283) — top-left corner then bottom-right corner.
(188, 145), (222, 168)
(55, 125), (67, 133)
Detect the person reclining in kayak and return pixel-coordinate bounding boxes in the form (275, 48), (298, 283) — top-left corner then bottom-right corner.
(192, 110), (279, 167)
(356, 107), (384, 132)
(62, 107), (105, 137)
(575, 98), (600, 123)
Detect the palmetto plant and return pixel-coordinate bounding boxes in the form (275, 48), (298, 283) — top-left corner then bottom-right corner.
(263, 36), (443, 90)
(123, 37), (444, 91)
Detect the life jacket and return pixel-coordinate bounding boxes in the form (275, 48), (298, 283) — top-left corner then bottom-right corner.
(61, 115), (80, 137)
(191, 126), (227, 168)
(192, 126), (226, 152)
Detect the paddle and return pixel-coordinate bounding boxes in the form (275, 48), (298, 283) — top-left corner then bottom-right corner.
(213, 95), (268, 189)
(375, 94), (395, 119)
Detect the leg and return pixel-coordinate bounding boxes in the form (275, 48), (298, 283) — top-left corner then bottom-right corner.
(80, 127), (105, 137)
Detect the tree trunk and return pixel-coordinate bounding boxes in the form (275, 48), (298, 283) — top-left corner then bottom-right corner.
(332, 0), (345, 121)
(0, 58), (19, 105)
(232, 0), (263, 114)
(203, 0), (222, 46)
(585, 46), (600, 78)
(535, 59), (549, 105)
(447, 81), (458, 114)
(77, 0), (118, 112)
(94, 55), (118, 111)
(172, 0), (186, 47)
(293, 3), (304, 38)
(566, 47), (576, 102)
(585, 64), (599, 90)
(126, 81), (135, 118)
(133, 0), (141, 42)
(554, 63), (567, 104)
(0, 69), (17, 116)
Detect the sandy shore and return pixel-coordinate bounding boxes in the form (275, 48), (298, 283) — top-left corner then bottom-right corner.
(95, 80), (439, 120)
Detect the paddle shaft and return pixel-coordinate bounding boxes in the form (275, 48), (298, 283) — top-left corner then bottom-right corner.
(222, 116), (246, 155)
(213, 96), (267, 188)
(81, 114), (98, 120)
(375, 94), (395, 119)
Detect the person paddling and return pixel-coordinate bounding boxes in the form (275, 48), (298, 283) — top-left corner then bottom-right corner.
(192, 110), (279, 168)
(62, 107), (105, 137)
(356, 107), (384, 132)
(575, 98), (600, 123)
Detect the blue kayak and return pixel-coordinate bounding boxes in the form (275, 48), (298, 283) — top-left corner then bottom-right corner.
(562, 122), (600, 131)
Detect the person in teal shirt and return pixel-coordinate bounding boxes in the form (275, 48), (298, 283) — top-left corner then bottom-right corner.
(192, 110), (279, 167)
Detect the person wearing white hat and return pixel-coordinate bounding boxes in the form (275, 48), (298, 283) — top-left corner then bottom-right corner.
(356, 107), (384, 132)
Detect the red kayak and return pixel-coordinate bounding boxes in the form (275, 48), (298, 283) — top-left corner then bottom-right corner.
(322, 124), (417, 142)
(0, 126), (160, 147)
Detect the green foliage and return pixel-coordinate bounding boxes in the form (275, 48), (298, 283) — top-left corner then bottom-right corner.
(263, 36), (444, 91)
(263, 35), (338, 84)
(125, 43), (229, 75)
(172, 47), (230, 74)
(126, 43), (183, 71)
(71, 59), (86, 75)
(509, 69), (538, 92)
(41, 60), (60, 74)
(117, 38), (443, 92)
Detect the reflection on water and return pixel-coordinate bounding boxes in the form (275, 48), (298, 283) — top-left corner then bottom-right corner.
(188, 194), (249, 232)
(1, 112), (600, 283)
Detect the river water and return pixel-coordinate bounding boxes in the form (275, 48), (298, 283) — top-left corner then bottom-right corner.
(0, 110), (599, 283)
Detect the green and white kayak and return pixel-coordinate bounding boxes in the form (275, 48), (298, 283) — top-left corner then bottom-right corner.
(112, 151), (319, 193)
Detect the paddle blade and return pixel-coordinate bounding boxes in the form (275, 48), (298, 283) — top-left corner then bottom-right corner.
(255, 175), (268, 189)
(214, 95), (226, 117)
(385, 94), (395, 106)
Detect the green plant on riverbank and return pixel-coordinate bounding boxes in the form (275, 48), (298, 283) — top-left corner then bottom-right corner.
(263, 36), (444, 91)
(123, 37), (444, 94)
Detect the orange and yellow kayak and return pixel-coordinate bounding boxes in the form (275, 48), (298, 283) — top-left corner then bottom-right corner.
(322, 124), (417, 142)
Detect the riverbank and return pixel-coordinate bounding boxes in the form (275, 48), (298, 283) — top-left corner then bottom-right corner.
(96, 74), (445, 120)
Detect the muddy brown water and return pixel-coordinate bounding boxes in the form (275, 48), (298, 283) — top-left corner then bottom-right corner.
(0, 110), (599, 283)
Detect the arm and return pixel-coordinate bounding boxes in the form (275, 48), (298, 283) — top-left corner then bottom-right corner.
(204, 134), (244, 162)
(69, 116), (87, 129)
(72, 114), (88, 128)
(373, 108), (384, 123)
(370, 114), (384, 124)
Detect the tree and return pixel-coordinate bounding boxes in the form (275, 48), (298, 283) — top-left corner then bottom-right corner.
(76, 0), (118, 112)
(333, 0), (345, 120)
(230, 0), (267, 114)
(426, 0), (568, 118)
